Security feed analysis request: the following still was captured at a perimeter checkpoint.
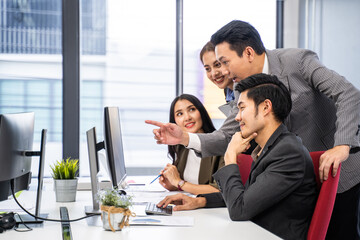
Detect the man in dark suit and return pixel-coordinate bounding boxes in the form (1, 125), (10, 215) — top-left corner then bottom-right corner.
(147, 20), (360, 239)
(157, 74), (318, 240)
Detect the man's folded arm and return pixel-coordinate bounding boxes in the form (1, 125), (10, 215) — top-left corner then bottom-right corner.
(197, 192), (226, 208)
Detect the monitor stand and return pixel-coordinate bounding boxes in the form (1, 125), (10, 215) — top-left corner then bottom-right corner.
(84, 205), (101, 215)
(84, 128), (104, 216)
(18, 129), (48, 225)
(14, 213), (49, 225)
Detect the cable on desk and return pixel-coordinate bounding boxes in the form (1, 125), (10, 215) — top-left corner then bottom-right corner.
(10, 180), (98, 223)
(13, 213), (32, 232)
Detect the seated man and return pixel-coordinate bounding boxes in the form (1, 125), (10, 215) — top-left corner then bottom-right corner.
(157, 73), (318, 240)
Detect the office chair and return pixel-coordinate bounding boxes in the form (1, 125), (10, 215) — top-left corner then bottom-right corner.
(236, 154), (253, 184)
(307, 151), (341, 240)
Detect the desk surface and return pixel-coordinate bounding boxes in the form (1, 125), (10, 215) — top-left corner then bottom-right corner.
(3, 181), (281, 240)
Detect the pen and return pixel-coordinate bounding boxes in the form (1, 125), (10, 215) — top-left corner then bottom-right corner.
(149, 174), (161, 184)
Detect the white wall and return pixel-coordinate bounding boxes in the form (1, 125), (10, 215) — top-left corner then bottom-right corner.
(293, 0), (360, 88)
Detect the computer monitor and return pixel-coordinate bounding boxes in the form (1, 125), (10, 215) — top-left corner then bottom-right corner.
(103, 106), (127, 189)
(0, 112), (48, 224)
(85, 107), (127, 215)
(0, 112), (34, 200)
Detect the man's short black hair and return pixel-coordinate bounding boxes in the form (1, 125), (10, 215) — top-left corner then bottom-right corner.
(235, 73), (292, 122)
(210, 20), (265, 57)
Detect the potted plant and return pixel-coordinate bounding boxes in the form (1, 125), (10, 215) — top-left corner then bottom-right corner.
(98, 188), (134, 232)
(50, 157), (79, 202)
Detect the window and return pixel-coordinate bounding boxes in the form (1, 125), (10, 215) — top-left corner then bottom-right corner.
(0, 0), (63, 176)
(0, 0), (106, 177)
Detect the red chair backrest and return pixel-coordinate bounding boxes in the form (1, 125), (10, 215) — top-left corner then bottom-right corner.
(236, 154), (253, 184)
(307, 151), (341, 240)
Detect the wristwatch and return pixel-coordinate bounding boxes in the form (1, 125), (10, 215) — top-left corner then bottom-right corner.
(177, 180), (186, 191)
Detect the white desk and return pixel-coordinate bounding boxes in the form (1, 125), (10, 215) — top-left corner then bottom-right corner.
(3, 182), (281, 240)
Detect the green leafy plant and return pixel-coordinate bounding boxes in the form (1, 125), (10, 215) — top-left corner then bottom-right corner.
(50, 157), (79, 179)
(98, 189), (133, 209)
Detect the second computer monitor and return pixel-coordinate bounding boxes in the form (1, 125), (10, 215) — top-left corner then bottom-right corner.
(103, 107), (127, 189)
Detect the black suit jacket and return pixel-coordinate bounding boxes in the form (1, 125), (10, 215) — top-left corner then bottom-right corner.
(201, 125), (318, 240)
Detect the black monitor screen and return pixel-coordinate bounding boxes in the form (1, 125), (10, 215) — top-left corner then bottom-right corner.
(0, 112), (34, 201)
(103, 107), (126, 189)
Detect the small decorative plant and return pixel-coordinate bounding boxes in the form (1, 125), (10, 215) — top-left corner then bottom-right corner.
(50, 158), (79, 202)
(98, 188), (134, 232)
(50, 157), (79, 179)
(98, 189), (133, 208)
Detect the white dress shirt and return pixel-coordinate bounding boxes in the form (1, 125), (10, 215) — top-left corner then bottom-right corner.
(183, 149), (201, 184)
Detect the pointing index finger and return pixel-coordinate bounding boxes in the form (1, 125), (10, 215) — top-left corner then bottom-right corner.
(145, 120), (164, 127)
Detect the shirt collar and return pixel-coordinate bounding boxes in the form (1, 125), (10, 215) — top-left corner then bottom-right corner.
(251, 145), (262, 162)
(262, 53), (269, 74)
(225, 88), (235, 102)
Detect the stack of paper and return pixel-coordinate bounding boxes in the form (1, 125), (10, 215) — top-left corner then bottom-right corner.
(129, 216), (194, 227)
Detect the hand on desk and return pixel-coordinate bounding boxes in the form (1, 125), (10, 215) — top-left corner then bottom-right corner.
(145, 120), (189, 146)
(157, 193), (206, 211)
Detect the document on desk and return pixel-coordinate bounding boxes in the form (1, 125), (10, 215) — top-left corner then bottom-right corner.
(130, 216), (194, 227)
(126, 183), (166, 192)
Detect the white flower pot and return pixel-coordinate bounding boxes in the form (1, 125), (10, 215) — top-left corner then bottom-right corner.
(101, 210), (126, 231)
(53, 178), (78, 202)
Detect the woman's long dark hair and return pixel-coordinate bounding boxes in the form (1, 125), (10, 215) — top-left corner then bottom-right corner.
(168, 94), (216, 163)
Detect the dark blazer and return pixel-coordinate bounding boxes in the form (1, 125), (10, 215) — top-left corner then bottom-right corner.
(197, 48), (360, 193)
(174, 145), (224, 188)
(201, 124), (318, 240)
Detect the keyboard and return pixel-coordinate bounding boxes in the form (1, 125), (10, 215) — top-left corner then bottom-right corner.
(145, 202), (172, 216)
(60, 207), (73, 240)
